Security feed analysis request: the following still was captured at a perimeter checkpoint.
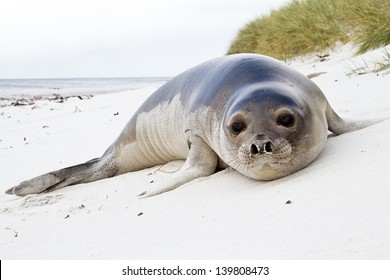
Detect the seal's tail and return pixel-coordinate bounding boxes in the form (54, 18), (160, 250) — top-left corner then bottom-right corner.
(5, 157), (117, 196)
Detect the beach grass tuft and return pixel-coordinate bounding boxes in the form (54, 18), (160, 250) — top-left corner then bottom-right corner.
(344, 48), (390, 76)
(227, 0), (390, 59)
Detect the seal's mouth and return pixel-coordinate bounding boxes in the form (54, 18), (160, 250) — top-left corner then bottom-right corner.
(223, 134), (294, 180)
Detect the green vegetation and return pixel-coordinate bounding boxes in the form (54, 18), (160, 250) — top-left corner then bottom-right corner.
(227, 0), (390, 60)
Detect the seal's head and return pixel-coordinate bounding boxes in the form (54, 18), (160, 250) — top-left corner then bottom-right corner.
(220, 81), (328, 180)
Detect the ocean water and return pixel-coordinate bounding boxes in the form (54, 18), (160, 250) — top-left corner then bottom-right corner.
(0, 77), (170, 99)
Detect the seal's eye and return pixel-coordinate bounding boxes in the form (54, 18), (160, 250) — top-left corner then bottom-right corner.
(277, 115), (295, 127)
(231, 122), (246, 135)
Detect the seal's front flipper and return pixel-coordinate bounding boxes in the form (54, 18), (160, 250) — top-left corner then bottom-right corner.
(325, 102), (383, 135)
(139, 136), (218, 198)
(5, 157), (117, 197)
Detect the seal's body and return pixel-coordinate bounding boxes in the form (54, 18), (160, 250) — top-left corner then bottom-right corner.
(6, 54), (373, 197)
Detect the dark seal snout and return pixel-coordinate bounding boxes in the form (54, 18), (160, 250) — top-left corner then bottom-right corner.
(250, 136), (273, 156)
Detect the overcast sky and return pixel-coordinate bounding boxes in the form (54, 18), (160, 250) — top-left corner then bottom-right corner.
(0, 0), (290, 79)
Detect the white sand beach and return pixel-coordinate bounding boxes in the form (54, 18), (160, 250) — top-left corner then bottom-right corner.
(0, 45), (389, 259)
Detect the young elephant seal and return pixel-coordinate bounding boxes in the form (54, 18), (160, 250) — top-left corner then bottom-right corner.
(5, 54), (374, 197)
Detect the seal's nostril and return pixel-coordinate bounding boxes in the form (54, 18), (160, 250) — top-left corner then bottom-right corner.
(264, 142), (273, 153)
(250, 144), (259, 155)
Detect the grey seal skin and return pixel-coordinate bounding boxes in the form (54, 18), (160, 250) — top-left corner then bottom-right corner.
(6, 54), (374, 197)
